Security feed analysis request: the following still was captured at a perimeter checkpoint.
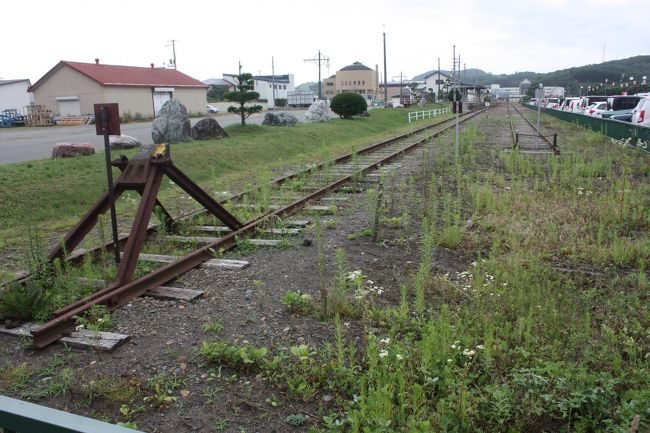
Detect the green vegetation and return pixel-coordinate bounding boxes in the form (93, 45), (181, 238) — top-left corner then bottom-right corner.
(330, 92), (368, 119)
(281, 290), (313, 314)
(207, 84), (229, 102)
(194, 120), (650, 432)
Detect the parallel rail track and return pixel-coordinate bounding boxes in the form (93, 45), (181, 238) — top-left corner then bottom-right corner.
(29, 106), (491, 348)
(508, 102), (559, 155)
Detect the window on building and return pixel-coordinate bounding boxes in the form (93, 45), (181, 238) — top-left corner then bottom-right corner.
(362, 81), (365, 85)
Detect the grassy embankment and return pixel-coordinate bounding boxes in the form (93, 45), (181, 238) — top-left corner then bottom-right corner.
(0, 105), (449, 260)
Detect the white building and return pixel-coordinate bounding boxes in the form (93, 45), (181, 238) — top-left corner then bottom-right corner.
(544, 86), (565, 97)
(0, 79), (34, 114)
(490, 84), (521, 99)
(423, 71), (455, 96)
(222, 73), (295, 108)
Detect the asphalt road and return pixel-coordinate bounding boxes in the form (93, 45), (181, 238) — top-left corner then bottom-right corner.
(0, 109), (307, 165)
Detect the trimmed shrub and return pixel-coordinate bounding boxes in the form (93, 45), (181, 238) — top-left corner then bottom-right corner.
(330, 92), (368, 118)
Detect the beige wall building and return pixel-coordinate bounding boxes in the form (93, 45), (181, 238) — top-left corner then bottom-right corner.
(29, 60), (208, 119)
(324, 62), (378, 100)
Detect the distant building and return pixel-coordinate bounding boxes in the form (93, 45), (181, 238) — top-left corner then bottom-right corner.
(203, 78), (236, 92)
(29, 60), (208, 118)
(519, 79), (531, 96)
(222, 73), (295, 108)
(489, 84), (521, 99)
(322, 62), (378, 100)
(0, 79), (34, 114)
(544, 86), (565, 97)
(422, 70), (454, 97)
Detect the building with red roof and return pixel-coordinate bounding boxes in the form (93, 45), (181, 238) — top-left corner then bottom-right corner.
(29, 59), (208, 119)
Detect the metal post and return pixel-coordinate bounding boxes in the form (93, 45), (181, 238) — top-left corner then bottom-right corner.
(271, 56), (276, 109)
(317, 50), (322, 100)
(437, 57), (441, 101)
(101, 107), (120, 265)
(384, 32), (388, 108)
(399, 72), (404, 106)
(453, 46), (459, 157)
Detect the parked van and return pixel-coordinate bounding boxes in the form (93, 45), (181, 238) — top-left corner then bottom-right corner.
(560, 97), (580, 111)
(601, 96), (642, 122)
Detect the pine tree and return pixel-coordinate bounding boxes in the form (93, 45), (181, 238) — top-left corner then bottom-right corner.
(224, 72), (263, 126)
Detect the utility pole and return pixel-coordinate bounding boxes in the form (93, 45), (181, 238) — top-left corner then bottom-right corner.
(166, 39), (178, 69)
(303, 50), (329, 100)
(437, 57), (441, 101)
(238, 61), (242, 75)
(383, 28), (388, 107)
(453, 45), (459, 157)
(271, 56), (276, 109)
(399, 72), (404, 106)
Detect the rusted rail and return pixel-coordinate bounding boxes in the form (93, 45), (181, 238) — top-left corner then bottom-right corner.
(509, 102), (559, 155)
(30, 105), (490, 348)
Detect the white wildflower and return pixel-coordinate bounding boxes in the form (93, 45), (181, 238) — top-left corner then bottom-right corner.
(463, 349), (476, 357)
(380, 337), (391, 345)
(379, 350), (388, 358)
(396, 354), (404, 361)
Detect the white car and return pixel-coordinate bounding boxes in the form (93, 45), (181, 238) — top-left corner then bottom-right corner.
(584, 101), (608, 117)
(206, 104), (220, 113)
(546, 98), (559, 109)
(631, 97), (650, 126)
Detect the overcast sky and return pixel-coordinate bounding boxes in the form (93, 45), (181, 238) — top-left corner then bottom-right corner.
(2, 0), (646, 85)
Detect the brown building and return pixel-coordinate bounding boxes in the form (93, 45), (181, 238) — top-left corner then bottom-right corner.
(323, 62), (378, 100)
(28, 60), (208, 119)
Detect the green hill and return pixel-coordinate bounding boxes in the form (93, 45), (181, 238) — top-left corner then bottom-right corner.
(412, 56), (650, 95)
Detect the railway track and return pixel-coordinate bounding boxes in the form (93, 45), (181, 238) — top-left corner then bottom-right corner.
(508, 102), (559, 155)
(22, 106), (490, 349)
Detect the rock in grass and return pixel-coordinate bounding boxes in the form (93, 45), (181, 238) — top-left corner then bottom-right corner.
(52, 143), (95, 158)
(304, 100), (332, 122)
(152, 100), (193, 144)
(262, 111), (298, 126)
(109, 134), (142, 149)
(191, 117), (229, 140)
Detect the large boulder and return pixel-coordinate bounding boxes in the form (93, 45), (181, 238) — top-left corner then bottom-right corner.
(52, 143), (95, 158)
(262, 111), (298, 127)
(304, 100), (332, 122)
(109, 134), (142, 150)
(151, 100), (193, 144)
(191, 117), (229, 140)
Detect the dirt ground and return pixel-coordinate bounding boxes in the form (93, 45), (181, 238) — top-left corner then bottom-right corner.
(0, 105), (564, 432)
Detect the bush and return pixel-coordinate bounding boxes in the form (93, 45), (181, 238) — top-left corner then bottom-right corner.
(330, 92), (368, 118)
(275, 98), (287, 108)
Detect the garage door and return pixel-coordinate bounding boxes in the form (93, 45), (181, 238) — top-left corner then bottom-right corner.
(153, 89), (173, 116)
(57, 98), (81, 116)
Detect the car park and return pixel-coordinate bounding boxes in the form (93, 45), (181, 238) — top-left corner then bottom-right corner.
(206, 104), (220, 113)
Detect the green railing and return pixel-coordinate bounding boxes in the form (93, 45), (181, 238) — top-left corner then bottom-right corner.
(520, 104), (650, 153)
(0, 395), (143, 433)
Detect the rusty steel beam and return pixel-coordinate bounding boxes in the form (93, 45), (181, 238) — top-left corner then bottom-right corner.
(116, 169), (164, 285)
(31, 106), (490, 349)
(48, 185), (125, 263)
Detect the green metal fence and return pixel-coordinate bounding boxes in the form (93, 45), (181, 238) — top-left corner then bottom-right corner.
(0, 395), (143, 433)
(521, 104), (650, 153)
